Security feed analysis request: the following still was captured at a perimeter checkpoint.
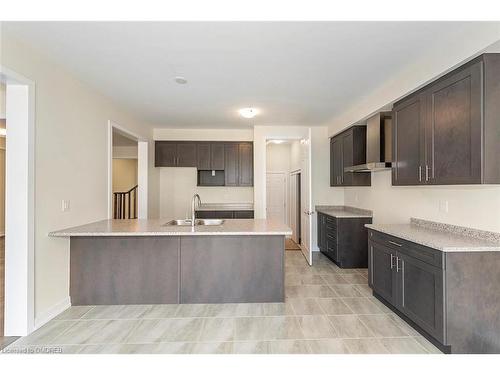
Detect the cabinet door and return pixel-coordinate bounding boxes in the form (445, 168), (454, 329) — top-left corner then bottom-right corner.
(210, 142), (225, 170)
(233, 210), (254, 219)
(369, 241), (397, 305)
(317, 213), (323, 251)
(155, 141), (177, 167)
(341, 131), (353, 186)
(177, 143), (197, 167)
(396, 252), (445, 343)
(331, 137), (343, 186)
(392, 93), (426, 185)
(238, 142), (253, 186)
(224, 143), (239, 186)
(426, 61), (482, 184)
(196, 143), (211, 170)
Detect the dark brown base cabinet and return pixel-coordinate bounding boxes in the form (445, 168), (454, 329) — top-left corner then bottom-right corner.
(195, 210), (254, 219)
(368, 229), (500, 353)
(317, 212), (372, 268)
(392, 53), (500, 186)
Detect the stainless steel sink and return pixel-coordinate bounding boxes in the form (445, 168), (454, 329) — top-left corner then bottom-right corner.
(164, 219), (225, 226)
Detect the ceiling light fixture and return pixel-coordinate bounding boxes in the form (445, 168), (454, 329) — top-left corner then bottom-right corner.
(238, 107), (259, 119)
(268, 140), (285, 144)
(174, 76), (188, 84)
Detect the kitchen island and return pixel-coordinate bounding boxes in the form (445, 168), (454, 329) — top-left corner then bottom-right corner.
(50, 219), (291, 305)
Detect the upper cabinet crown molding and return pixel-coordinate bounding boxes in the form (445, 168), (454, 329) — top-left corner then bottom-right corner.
(392, 53), (500, 186)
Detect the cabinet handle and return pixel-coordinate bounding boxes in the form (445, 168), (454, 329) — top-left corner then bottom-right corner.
(425, 165), (430, 181)
(390, 254), (395, 269)
(388, 240), (402, 247)
(418, 166), (422, 182)
(396, 256), (401, 273)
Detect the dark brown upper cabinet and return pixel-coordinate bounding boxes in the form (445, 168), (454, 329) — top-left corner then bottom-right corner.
(330, 125), (371, 186)
(155, 141), (196, 167)
(155, 141), (253, 187)
(196, 142), (225, 170)
(238, 142), (254, 186)
(224, 143), (239, 186)
(392, 53), (500, 185)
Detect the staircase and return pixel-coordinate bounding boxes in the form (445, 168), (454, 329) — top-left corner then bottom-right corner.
(113, 185), (138, 219)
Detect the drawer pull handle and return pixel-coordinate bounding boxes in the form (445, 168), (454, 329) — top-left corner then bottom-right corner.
(388, 240), (403, 247)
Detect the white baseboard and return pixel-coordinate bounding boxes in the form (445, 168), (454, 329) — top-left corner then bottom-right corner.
(34, 296), (71, 330)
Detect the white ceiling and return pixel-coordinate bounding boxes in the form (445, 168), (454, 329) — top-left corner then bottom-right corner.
(3, 22), (499, 129)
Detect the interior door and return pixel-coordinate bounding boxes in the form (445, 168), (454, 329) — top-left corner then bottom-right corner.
(266, 173), (286, 224)
(300, 130), (313, 265)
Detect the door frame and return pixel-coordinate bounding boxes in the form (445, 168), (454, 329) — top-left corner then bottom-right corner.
(1, 65), (36, 336)
(265, 171), (288, 225)
(107, 120), (149, 219)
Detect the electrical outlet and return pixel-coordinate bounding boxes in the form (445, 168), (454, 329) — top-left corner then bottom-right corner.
(439, 200), (449, 213)
(61, 200), (70, 212)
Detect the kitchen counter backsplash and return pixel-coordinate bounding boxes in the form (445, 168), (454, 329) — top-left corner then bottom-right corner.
(411, 218), (500, 243)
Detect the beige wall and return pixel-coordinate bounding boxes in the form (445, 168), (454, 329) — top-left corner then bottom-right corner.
(1, 32), (156, 321)
(112, 159), (138, 193)
(0, 135), (5, 234)
(344, 173), (500, 233)
(266, 143), (291, 173)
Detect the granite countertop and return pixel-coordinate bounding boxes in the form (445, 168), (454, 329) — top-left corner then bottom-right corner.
(315, 205), (372, 218)
(196, 203), (254, 211)
(49, 219), (291, 237)
(366, 218), (500, 252)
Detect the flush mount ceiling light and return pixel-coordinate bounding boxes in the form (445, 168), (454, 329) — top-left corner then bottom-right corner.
(238, 107), (259, 119)
(174, 76), (188, 84)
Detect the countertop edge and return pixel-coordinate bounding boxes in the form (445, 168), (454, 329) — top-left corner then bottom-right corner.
(49, 231), (292, 237)
(365, 224), (500, 252)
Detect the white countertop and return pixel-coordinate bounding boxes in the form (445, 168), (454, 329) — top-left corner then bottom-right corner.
(366, 219), (500, 252)
(315, 205), (372, 218)
(49, 219), (292, 237)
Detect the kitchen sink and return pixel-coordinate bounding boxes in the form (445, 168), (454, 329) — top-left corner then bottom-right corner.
(164, 219), (225, 226)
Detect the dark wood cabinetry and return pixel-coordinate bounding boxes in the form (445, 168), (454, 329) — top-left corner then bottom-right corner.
(155, 141), (197, 167)
(392, 53), (500, 185)
(155, 141), (253, 186)
(196, 210), (254, 219)
(238, 142), (254, 186)
(369, 230), (446, 350)
(330, 126), (371, 186)
(317, 212), (372, 268)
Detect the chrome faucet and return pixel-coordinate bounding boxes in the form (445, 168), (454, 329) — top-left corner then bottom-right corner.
(191, 194), (202, 227)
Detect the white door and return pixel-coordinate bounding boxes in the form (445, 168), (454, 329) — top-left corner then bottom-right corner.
(266, 172), (286, 224)
(290, 172), (300, 244)
(300, 130), (313, 265)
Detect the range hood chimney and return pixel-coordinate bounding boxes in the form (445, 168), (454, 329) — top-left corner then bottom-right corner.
(345, 112), (392, 173)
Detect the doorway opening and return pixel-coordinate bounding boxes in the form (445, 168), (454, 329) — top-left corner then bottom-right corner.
(265, 139), (303, 252)
(107, 121), (148, 220)
(0, 83), (5, 340)
(112, 129), (138, 219)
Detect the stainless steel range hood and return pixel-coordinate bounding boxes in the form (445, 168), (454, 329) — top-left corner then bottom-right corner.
(344, 112), (392, 173)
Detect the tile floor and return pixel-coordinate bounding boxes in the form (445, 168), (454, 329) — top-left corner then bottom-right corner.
(1, 251), (442, 354)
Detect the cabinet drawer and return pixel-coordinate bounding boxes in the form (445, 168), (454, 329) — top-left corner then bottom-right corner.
(369, 230), (444, 269)
(326, 216), (337, 226)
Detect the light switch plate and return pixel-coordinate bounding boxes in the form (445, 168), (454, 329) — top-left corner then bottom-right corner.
(439, 200), (449, 213)
(61, 199), (70, 212)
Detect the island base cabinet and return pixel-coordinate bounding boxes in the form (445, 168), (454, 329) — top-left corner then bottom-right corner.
(180, 236), (284, 303)
(70, 237), (180, 305)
